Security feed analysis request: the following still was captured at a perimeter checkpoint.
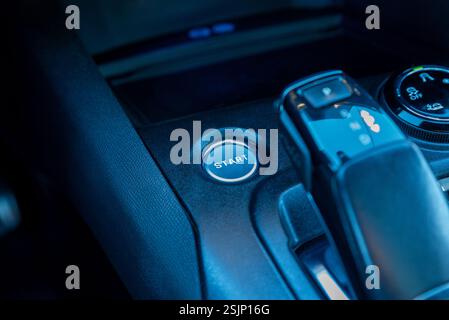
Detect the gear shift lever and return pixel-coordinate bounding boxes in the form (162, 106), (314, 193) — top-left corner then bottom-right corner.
(280, 70), (449, 299)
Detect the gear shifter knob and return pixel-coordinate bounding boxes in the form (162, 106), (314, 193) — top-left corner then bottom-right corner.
(280, 71), (449, 299)
(281, 71), (405, 170)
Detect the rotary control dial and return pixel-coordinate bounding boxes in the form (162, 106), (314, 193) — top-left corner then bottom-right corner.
(382, 65), (449, 142)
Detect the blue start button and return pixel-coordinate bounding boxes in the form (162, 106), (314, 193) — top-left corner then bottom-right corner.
(202, 140), (258, 183)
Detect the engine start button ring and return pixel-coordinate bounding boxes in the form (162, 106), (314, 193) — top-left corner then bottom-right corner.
(202, 139), (258, 184)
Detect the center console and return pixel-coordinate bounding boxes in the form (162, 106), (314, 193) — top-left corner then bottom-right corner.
(102, 5), (449, 297)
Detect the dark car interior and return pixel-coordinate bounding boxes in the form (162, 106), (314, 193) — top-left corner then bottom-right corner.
(2, 0), (449, 300)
